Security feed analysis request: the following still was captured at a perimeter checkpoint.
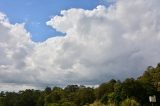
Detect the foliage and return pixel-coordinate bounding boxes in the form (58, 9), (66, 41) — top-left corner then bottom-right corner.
(100, 93), (108, 104)
(89, 101), (103, 106)
(76, 87), (95, 105)
(95, 79), (116, 99)
(61, 102), (76, 106)
(1, 63), (160, 106)
(121, 98), (140, 106)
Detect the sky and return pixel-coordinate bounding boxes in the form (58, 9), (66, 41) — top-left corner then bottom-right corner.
(0, 0), (111, 42)
(0, 0), (160, 91)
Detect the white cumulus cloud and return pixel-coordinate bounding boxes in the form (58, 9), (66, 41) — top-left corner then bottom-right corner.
(0, 0), (160, 91)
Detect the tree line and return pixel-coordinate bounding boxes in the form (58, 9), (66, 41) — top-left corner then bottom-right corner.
(0, 63), (160, 106)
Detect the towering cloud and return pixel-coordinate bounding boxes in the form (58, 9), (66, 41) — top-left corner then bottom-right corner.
(0, 0), (160, 91)
(0, 12), (36, 90)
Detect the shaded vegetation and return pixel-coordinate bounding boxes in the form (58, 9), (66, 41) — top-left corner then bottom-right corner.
(1, 63), (160, 106)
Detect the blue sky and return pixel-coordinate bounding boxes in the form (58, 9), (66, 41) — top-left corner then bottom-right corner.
(0, 0), (109, 42)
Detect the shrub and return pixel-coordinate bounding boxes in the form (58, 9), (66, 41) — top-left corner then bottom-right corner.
(121, 98), (140, 106)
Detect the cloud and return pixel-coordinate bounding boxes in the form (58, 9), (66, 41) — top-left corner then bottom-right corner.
(0, 12), (36, 90)
(0, 0), (160, 91)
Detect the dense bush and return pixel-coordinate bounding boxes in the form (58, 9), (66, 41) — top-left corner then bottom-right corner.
(121, 98), (140, 106)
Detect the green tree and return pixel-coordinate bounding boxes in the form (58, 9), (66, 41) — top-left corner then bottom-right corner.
(2, 92), (19, 106)
(100, 93), (108, 104)
(45, 87), (64, 105)
(95, 79), (116, 99)
(76, 87), (95, 106)
(18, 90), (41, 106)
(45, 87), (52, 94)
(64, 85), (79, 93)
